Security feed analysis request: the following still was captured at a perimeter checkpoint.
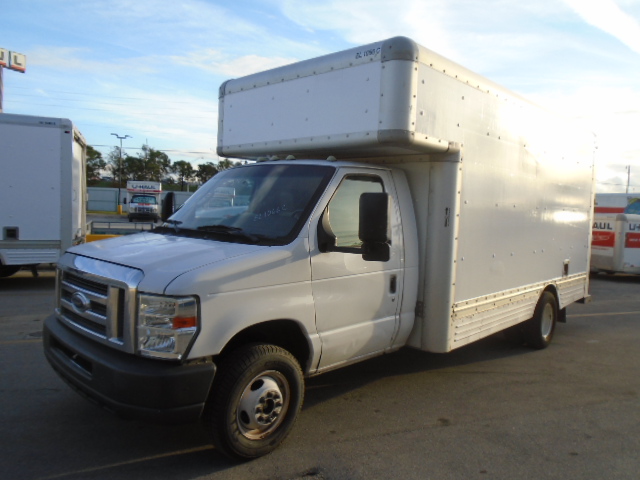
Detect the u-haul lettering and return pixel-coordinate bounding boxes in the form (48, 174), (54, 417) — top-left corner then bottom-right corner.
(593, 221), (613, 230)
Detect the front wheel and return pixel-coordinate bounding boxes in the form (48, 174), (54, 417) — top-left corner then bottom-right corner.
(204, 344), (304, 460)
(523, 291), (558, 349)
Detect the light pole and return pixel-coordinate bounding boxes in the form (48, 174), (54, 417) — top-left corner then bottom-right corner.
(111, 133), (131, 213)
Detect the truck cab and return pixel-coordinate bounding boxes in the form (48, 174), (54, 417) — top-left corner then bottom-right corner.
(44, 158), (418, 458)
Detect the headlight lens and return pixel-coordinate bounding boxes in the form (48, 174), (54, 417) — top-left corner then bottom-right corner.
(137, 294), (198, 360)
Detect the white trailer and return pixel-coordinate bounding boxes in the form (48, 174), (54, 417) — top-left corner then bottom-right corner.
(0, 114), (87, 277)
(44, 37), (595, 459)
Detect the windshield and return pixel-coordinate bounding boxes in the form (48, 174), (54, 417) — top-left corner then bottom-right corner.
(162, 163), (334, 244)
(131, 195), (157, 204)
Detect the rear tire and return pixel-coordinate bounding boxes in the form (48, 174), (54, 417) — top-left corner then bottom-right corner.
(204, 344), (304, 460)
(523, 291), (557, 349)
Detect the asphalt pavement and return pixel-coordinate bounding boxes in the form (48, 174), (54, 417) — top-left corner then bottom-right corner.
(0, 272), (638, 480)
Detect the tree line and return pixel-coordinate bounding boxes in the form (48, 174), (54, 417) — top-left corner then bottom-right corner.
(87, 145), (242, 190)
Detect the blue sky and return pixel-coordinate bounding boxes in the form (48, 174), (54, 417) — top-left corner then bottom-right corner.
(2, 0), (639, 192)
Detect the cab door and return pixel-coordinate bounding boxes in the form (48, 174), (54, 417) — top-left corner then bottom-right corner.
(310, 168), (403, 371)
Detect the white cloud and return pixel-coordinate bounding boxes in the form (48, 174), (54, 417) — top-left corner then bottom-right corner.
(27, 46), (158, 74)
(170, 49), (297, 78)
(561, 0), (640, 53)
(277, 0), (458, 56)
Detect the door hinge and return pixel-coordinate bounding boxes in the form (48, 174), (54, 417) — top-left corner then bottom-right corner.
(415, 301), (424, 318)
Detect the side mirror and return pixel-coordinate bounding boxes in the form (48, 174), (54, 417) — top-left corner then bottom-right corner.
(161, 192), (175, 221)
(359, 192), (390, 262)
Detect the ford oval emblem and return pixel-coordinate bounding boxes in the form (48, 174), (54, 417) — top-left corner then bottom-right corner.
(70, 292), (91, 313)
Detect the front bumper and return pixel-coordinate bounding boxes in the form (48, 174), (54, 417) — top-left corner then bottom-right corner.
(128, 211), (158, 220)
(43, 314), (216, 424)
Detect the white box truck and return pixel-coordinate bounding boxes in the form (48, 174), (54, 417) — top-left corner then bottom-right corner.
(126, 180), (161, 222)
(1, 113), (87, 277)
(43, 37), (595, 460)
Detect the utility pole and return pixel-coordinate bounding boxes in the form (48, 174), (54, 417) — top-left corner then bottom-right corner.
(626, 165), (631, 194)
(111, 133), (132, 213)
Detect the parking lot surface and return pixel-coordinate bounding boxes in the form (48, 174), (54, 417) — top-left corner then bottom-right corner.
(0, 272), (638, 480)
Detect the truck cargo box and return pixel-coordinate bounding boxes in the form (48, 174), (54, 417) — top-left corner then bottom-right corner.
(0, 114), (87, 276)
(218, 36), (596, 352)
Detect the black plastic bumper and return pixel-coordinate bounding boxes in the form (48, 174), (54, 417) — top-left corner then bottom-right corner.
(43, 314), (216, 424)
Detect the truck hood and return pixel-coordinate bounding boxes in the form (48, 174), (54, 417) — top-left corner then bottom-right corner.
(70, 232), (268, 285)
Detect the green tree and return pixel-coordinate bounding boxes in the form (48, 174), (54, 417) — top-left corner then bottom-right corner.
(172, 160), (195, 191)
(139, 145), (171, 181)
(106, 146), (129, 187)
(216, 158), (241, 171)
(86, 145), (106, 184)
(106, 145), (172, 184)
(196, 162), (218, 184)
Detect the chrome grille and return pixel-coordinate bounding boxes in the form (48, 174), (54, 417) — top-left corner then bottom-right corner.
(60, 270), (120, 341)
(55, 255), (144, 353)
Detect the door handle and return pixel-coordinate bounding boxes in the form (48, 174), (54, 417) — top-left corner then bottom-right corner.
(389, 274), (397, 294)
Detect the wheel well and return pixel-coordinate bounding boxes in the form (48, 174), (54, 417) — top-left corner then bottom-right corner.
(542, 285), (566, 322)
(219, 320), (312, 373)
(542, 285), (559, 304)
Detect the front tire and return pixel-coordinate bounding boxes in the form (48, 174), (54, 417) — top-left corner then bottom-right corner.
(204, 344), (304, 460)
(523, 291), (557, 349)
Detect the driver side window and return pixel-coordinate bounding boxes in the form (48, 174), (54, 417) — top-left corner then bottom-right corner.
(327, 175), (384, 248)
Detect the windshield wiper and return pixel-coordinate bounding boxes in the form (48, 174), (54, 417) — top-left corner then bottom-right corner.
(164, 219), (183, 232)
(196, 224), (266, 242)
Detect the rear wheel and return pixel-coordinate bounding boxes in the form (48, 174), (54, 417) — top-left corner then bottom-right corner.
(204, 344), (304, 460)
(523, 291), (557, 349)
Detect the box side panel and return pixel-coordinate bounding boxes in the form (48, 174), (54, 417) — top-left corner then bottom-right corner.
(1, 118), (63, 242)
(395, 154), (461, 352)
(218, 38), (435, 159)
(219, 61), (383, 157)
(412, 63), (595, 303)
(67, 127), (87, 250)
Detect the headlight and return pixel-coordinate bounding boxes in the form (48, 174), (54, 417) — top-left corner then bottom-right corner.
(137, 294), (199, 360)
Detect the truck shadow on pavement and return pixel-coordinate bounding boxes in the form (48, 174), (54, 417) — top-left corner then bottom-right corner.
(303, 333), (534, 409)
(28, 332), (535, 479)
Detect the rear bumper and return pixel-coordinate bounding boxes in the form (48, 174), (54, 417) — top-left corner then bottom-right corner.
(43, 314), (216, 424)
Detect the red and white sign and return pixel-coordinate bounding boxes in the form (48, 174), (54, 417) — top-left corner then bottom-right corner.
(0, 48), (8, 68)
(592, 231), (615, 248)
(625, 232), (640, 249)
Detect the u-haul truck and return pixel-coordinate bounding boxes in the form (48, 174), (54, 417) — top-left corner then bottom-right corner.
(126, 180), (161, 222)
(591, 214), (640, 274)
(591, 194), (640, 274)
(43, 37), (595, 459)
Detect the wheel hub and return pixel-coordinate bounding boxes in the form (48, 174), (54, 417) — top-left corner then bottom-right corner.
(237, 372), (289, 439)
(541, 303), (554, 338)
